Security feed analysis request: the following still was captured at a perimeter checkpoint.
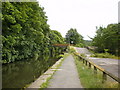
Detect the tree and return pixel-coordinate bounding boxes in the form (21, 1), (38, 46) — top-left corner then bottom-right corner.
(65, 28), (83, 45)
(92, 23), (119, 56)
(49, 30), (65, 57)
(2, 2), (65, 63)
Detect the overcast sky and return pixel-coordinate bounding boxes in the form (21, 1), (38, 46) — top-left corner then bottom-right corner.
(38, 0), (119, 40)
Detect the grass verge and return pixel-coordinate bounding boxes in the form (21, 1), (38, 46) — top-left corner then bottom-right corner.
(39, 53), (69, 89)
(90, 52), (120, 60)
(73, 54), (119, 88)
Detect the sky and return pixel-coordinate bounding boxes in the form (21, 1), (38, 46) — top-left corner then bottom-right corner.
(38, 0), (119, 40)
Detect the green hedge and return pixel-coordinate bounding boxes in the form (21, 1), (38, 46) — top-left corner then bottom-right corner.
(2, 2), (65, 63)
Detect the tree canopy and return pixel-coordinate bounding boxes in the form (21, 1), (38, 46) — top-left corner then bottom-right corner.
(92, 23), (120, 56)
(65, 28), (84, 45)
(2, 2), (65, 63)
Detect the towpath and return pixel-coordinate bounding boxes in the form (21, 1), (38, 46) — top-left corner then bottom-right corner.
(48, 54), (83, 88)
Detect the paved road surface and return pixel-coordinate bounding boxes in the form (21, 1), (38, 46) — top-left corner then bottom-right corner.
(48, 55), (83, 88)
(75, 47), (119, 78)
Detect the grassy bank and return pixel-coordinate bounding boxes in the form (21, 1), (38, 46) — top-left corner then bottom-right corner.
(73, 55), (119, 88)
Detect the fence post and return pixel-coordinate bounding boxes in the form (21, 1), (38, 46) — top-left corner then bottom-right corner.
(83, 59), (84, 64)
(89, 63), (91, 68)
(94, 66), (97, 74)
(85, 60), (87, 65)
(102, 72), (107, 83)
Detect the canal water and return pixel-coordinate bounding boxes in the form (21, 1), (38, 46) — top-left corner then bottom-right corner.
(2, 57), (58, 88)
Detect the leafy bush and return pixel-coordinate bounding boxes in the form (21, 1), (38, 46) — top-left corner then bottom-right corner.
(57, 54), (64, 59)
(68, 46), (76, 53)
(2, 2), (66, 63)
(92, 24), (120, 56)
(75, 43), (84, 48)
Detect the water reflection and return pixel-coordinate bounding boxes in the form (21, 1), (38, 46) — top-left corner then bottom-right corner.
(2, 56), (58, 88)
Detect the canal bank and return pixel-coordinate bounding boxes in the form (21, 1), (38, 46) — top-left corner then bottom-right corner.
(2, 55), (63, 88)
(27, 53), (69, 88)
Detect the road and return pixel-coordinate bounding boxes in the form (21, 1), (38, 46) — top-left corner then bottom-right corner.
(75, 47), (119, 78)
(48, 55), (83, 88)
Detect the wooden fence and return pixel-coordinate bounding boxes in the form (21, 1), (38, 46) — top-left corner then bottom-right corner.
(74, 53), (120, 84)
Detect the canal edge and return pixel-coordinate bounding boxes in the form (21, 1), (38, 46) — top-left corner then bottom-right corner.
(26, 53), (69, 88)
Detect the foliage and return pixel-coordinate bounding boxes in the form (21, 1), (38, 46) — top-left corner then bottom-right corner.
(39, 76), (52, 89)
(84, 40), (92, 47)
(56, 54), (64, 59)
(2, 2), (65, 63)
(92, 23), (120, 56)
(75, 43), (84, 48)
(68, 46), (76, 53)
(90, 53), (120, 59)
(65, 28), (84, 45)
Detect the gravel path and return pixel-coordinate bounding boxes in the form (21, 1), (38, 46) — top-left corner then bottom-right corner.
(48, 54), (83, 88)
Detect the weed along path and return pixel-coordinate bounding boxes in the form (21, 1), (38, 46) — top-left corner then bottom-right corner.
(48, 54), (83, 88)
